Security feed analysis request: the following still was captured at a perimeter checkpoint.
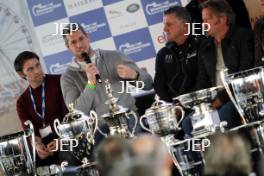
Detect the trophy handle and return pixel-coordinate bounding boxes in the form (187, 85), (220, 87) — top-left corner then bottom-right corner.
(60, 161), (69, 172)
(174, 106), (185, 130)
(24, 120), (36, 175)
(139, 115), (153, 133)
(92, 111), (108, 138)
(85, 110), (98, 144)
(53, 119), (63, 138)
(220, 69), (247, 124)
(89, 110), (98, 136)
(126, 110), (138, 137)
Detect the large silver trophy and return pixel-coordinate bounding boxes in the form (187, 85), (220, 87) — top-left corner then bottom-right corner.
(100, 79), (138, 138)
(174, 87), (223, 136)
(0, 120), (36, 176)
(221, 67), (264, 124)
(53, 104), (98, 163)
(139, 96), (186, 176)
(140, 96), (185, 136)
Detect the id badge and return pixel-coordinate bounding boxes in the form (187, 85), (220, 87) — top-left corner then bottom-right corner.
(39, 125), (52, 138)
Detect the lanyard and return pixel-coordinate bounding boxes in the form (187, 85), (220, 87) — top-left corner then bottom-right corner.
(29, 81), (45, 123)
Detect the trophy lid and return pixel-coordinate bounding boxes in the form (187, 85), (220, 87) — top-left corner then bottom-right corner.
(101, 105), (128, 118)
(144, 97), (173, 115)
(63, 103), (90, 123)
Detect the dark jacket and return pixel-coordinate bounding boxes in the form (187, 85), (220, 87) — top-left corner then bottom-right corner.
(196, 26), (254, 103)
(154, 36), (202, 102)
(254, 16), (264, 66)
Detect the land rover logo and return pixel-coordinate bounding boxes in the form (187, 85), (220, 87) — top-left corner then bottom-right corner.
(126, 3), (140, 13)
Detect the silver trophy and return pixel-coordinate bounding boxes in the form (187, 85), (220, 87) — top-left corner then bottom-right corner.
(0, 120), (36, 176)
(221, 67), (264, 124)
(99, 79), (138, 138)
(140, 96), (185, 136)
(174, 87), (223, 136)
(53, 104), (98, 162)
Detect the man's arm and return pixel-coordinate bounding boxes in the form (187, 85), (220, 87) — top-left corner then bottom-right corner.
(154, 50), (171, 102)
(115, 52), (153, 90)
(16, 99), (52, 159)
(239, 29), (254, 71)
(60, 72), (95, 114)
(16, 98), (41, 137)
(195, 50), (211, 90)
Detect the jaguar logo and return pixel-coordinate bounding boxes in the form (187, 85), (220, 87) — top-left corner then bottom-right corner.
(126, 3), (140, 13)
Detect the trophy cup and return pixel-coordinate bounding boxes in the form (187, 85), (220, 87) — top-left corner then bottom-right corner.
(99, 79), (138, 138)
(174, 86), (224, 137)
(53, 104), (98, 162)
(139, 96), (185, 136)
(221, 67), (264, 124)
(0, 120), (36, 176)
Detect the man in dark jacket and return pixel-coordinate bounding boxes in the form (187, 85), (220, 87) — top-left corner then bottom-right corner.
(182, 0), (254, 136)
(154, 6), (202, 102)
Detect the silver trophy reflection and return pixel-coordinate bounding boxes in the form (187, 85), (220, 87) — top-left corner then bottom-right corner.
(140, 96), (185, 136)
(221, 67), (264, 124)
(99, 79), (138, 138)
(0, 120), (36, 176)
(53, 104), (98, 164)
(139, 96), (186, 175)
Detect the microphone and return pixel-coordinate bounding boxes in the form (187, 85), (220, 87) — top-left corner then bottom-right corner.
(81, 52), (102, 83)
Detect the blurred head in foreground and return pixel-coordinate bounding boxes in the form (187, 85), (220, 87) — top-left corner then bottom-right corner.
(204, 133), (252, 176)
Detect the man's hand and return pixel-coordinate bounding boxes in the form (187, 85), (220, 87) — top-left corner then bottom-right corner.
(212, 97), (223, 109)
(35, 142), (51, 160)
(117, 64), (138, 80)
(86, 63), (99, 83)
(47, 140), (57, 152)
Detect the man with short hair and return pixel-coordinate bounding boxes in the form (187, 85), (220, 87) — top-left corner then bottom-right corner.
(61, 23), (153, 136)
(15, 51), (68, 166)
(197, 0), (254, 89)
(154, 6), (202, 102)
(182, 0), (254, 136)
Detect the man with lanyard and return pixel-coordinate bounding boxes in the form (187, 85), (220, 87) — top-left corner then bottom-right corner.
(15, 51), (68, 166)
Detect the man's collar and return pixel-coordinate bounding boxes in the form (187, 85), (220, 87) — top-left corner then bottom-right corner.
(212, 25), (235, 41)
(70, 51), (97, 71)
(166, 35), (192, 49)
(205, 25), (235, 47)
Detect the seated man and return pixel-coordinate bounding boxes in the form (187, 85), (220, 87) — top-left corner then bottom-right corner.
(182, 0), (254, 136)
(154, 6), (202, 102)
(14, 51), (68, 166)
(61, 23), (153, 138)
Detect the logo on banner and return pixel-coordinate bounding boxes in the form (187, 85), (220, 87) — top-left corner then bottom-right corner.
(81, 22), (106, 34)
(42, 34), (62, 45)
(67, 0), (100, 10)
(126, 3), (140, 13)
(108, 10), (123, 19)
(146, 1), (178, 15)
(119, 42), (151, 55)
(69, 8), (111, 42)
(32, 2), (62, 16)
(114, 28), (155, 61)
(157, 32), (167, 44)
(50, 62), (70, 74)
(102, 0), (122, 6)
